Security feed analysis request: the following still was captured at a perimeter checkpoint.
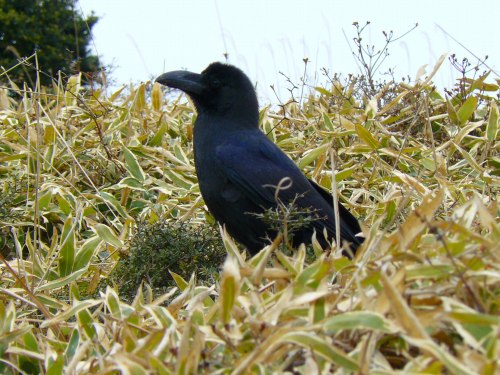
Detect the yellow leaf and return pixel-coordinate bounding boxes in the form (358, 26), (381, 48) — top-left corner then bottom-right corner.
(391, 189), (443, 250)
(380, 271), (430, 340)
(151, 82), (163, 112)
(220, 256), (241, 324)
(486, 99), (498, 141)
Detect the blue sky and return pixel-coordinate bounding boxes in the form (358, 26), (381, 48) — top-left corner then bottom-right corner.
(78, 0), (500, 103)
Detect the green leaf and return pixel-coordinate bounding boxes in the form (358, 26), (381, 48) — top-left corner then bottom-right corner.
(164, 169), (193, 190)
(41, 299), (101, 328)
(335, 166), (356, 181)
(356, 123), (381, 149)
(324, 311), (396, 333)
(145, 305), (176, 329)
(298, 143), (330, 169)
(122, 145), (146, 182)
(0, 302), (16, 335)
(170, 271), (189, 291)
(448, 312), (499, 326)
(94, 224), (123, 248)
(59, 216), (76, 277)
(313, 298), (326, 323)
(74, 236), (102, 271)
(407, 264), (454, 279)
(77, 309), (97, 340)
(117, 176), (145, 190)
(322, 112), (334, 130)
(22, 331), (39, 353)
(149, 121), (168, 146)
(315, 86), (333, 96)
(46, 353), (64, 375)
(99, 191), (129, 218)
(105, 287), (122, 319)
(36, 269), (86, 292)
(281, 332), (359, 371)
(420, 157), (436, 172)
(446, 99), (459, 124)
(220, 257), (240, 324)
(64, 329), (80, 362)
(454, 120), (485, 144)
(455, 143), (483, 173)
(56, 193), (73, 215)
(37, 189), (52, 211)
(457, 96), (478, 125)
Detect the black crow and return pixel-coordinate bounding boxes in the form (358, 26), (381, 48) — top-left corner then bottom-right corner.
(156, 62), (363, 256)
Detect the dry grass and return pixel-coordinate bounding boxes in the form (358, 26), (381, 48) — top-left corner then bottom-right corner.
(0, 58), (498, 374)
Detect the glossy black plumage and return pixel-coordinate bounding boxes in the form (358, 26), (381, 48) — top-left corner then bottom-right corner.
(156, 62), (363, 255)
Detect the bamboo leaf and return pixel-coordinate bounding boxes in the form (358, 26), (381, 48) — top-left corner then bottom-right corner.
(74, 236), (102, 271)
(281, 332), (359, 371)
(99, 191), (129, 218)
(220, 257), (240, 324)
(298, 143), (330, 169)
(149, 121), (168, 146)
(59, 216), (76, 277)
(335, 166), (356, 181)
(41, 299), (101, 328)
(322, 112), (334, 130)
(105, 287), (122, 319)
(380, 271), (430, 340)
(391, 189), (443, 249)
(457, 96), (478, 125)
(406, 264), (454, 279)
(36, 269), (86, 292)
(486, 99), (498, 141)
(77, 309), (97, 340)
(170, 271), (189, 291)
(132, 83), (147, 112)
(356, 123), (381, 149)
(94, 223), (123, 248)
(122, 145), (146, 182)
(324, 311), (396, 333)
(404, 337), (476, 375)
(446, 99), (459, 124)
(315, 86), (333, 96)
(116, 176), (145, 190)
(37, 189), (52, 211)
(151, 82), (163, 112)
(454, 142), (483, 173)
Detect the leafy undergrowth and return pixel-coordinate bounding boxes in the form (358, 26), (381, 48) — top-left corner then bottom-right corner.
(113, 220), (226, 301)
(0, 56), (499, 374)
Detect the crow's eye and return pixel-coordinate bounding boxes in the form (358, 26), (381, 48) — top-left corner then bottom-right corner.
(210, 79), (222, 88)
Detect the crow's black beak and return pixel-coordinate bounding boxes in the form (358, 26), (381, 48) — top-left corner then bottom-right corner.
(155, 70), (205, 95)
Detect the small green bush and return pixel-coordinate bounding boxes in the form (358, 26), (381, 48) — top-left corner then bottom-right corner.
(112, 220), (226, 300)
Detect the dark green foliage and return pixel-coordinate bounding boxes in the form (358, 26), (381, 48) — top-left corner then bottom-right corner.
(113, 221), (227, 300)
(0, 175), (26, 259)
(255, 198), (322, 255)
(0, 0), (101, 86)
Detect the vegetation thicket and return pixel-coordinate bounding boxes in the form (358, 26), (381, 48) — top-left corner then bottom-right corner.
(0, 0), (101, 87)
(0, 22), (498, 374)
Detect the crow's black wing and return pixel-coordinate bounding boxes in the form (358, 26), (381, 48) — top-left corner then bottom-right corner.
(308, 179), (364, 247)
(216, 132), (363, 250)
(215, 134), (316, 208)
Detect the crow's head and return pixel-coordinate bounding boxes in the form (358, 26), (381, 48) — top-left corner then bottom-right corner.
(156, 62), (259, 123)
